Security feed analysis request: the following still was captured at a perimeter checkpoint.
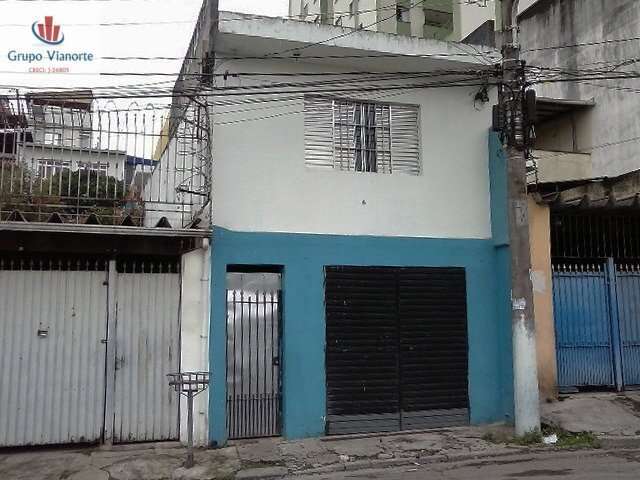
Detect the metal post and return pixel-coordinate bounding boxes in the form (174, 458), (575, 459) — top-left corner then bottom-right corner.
(103, 259), (118, 444)
(186, 392), (194, 469)
(606, 257), (624, 391)
(168, 372), (209, 469)
(498, 0), (541, 436)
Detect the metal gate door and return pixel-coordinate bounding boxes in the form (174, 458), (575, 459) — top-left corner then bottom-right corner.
(398, 268), (469, 429)
(226, 272), (281, 439)
(325, 266), (469, 435)
(111, 258), (181, 443)
(0, 256), (109, 447)
(325, 267), (400, 435)
(614, 265), (640, 387)
(552, 263), (616, 389)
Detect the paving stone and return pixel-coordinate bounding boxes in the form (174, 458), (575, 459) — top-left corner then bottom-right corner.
(171, 464), (221, 480)
(543, 393), (640, 435)
(326, 437), (384, 458)
(104, 455), (183, 480)
(67, 467), (110, 480)
(278, 438), (337, 466)
(236, 438), (283, 463)
(235, 466), (288, 479)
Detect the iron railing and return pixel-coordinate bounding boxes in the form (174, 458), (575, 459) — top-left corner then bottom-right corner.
(0, 95), (211, 228)
(226, 282), (282, 439)
(551, 211), (640, 260)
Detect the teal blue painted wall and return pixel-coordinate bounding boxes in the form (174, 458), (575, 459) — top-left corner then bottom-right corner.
(489, 131), (515, 421)
(209, 132), (513, 445)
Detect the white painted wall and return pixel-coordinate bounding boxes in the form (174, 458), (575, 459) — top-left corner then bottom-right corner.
(456, 1), (496, 40)
(143, 119), (208, 229)
(456, 0), (541, 41)
(212, 59), (494, 240)
(19, 144), (126, 180)
(180, 245), (211, 446)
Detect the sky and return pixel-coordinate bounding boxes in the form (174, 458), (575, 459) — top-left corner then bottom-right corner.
(0, 0), (288, 97)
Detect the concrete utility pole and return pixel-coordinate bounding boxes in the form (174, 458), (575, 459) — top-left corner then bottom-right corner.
(498, 0), (541, 436)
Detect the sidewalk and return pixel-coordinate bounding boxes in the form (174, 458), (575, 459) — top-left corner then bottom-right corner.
(541, 392), (640, 447)
(2, 418), (634, 480)
(234, 425), (521, 478)
(0, 425), (520, 480)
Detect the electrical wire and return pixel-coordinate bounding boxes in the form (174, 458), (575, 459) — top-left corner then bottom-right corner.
(523, 35), (640, 53)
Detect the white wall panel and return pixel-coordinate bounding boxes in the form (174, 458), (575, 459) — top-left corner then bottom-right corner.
(180, 248), (210, 446)
(112, 271), (180, 443)
(212, 59), (494, 239)
(0, 268), (108, 447)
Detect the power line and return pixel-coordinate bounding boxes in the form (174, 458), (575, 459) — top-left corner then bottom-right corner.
(10, 80), (495, 101)
(103, 51), (499, 61)
(3, 70), (487, 102)
(523, 35), (640, 53)
(0, 67), (493, 78)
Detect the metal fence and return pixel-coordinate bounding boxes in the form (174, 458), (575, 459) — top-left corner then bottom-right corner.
(226, 272), (282, 439)
(0, 95), (211, 228)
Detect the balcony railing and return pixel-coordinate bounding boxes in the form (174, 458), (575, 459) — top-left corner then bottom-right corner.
(0, 97), (211, 228)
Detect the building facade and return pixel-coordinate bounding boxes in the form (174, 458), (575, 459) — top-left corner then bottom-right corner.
(0, 85), (212, 447)
(204, 11), (513, 445)
(289, 0), (456, 41)
(517, 0), (640, 398)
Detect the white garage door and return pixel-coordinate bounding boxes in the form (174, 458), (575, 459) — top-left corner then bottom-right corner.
(0, 255), (182, 447)
(0, 257), (109, 447)
(112, 260), (181, 443)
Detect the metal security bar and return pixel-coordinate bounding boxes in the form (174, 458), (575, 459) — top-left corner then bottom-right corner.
(226, 272), (281, 439)
(551, 262), (616, 390)
(0, 94), (211, 228)
(303, 95), (420, 175)
(334, 100), (392, 173)
(551, 212), (640, 260)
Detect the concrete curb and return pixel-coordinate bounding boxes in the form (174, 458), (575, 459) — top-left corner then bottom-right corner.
(598, 436), (640, 449)
(235, 466), (289, 480)
(285, 446), (640, 477)
(284, 449), (528, 476)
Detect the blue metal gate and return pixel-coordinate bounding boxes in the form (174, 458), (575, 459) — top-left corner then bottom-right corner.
(614, 265), (640, 387)
(552, 259), (640, 391)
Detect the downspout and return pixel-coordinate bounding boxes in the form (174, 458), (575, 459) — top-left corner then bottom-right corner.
(200, 236), (210, 444)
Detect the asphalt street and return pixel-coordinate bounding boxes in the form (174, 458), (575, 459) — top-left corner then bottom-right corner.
(291, 449), (640, 480)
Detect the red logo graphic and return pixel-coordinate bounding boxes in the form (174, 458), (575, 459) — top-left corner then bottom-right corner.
(32, 16), (65, 45)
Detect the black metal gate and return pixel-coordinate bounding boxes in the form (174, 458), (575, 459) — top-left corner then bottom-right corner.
(226, 271), (282, 439)
(325, 266), (469, 435)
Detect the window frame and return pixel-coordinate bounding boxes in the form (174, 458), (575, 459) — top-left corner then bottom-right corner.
(303, 94), (421, 176)
(332, 98), (392, 174)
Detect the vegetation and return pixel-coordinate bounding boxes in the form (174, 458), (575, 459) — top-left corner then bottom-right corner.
(482, 424), (600, 450)
(1, 165), (134, 224)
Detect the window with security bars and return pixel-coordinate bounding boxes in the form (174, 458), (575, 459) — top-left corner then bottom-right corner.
(304, 95), (421, 175)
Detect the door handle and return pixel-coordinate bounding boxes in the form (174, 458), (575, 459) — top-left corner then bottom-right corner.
(272, 357), (280, 366)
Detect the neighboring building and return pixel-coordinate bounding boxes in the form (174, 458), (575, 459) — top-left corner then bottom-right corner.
(18, 91), (127, 182)
(0, 96), (30, 163)
(288, 0), (543, 44)
(26, 90), (93, 149)
(0, 83), (212, 446)
(456, 0), (542, 46)
(181, 8), (513, 445)
(514, 0), (640, 399)
(290, 0), (455, 41)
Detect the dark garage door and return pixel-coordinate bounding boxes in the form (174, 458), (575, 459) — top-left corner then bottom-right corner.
(325, 266), (469, 435)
